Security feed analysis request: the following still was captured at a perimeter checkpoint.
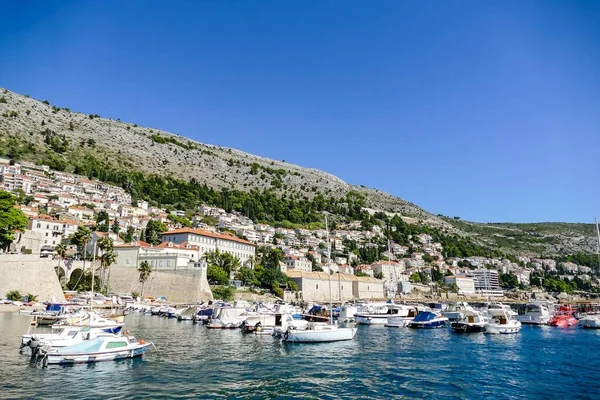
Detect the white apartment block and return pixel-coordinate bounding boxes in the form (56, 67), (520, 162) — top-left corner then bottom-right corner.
(444, 275), (476, 294)
(161, 228), (255, 263)
(28, 216), (80, 248)
(284, 255), (312, 272)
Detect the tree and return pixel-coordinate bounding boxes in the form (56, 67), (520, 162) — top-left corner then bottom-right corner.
(499, 272), (519, 289)
(138, 260), (152, 299)
(70, 225), (92, 260)
(235, 266), (259, 287)
(409, 272), (422, 283)
(96, 210), (109, 232)
(207, 264), (229, 285)
(205, 249), (241, 278)
(448, 283), (459, 293)
(123, 226), (136, 243)
(0, 191), (28, 251)
(100, 249), (117, 292)
(145, 220), (167, 245)
(111, 220), (120, 234)
(97, 236), (115, 290)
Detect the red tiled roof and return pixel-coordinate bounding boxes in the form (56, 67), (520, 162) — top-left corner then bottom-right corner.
(116, 240), (152, 248)
(161, 227), (255, 246)
(155, 241), (200, 251)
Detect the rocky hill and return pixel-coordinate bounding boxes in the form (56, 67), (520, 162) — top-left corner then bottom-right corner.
(0, 87), (597, 256)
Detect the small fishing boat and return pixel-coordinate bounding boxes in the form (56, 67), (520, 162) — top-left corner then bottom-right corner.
(451, 310), (489, 333)
(356, 304), (417, 326)
(384, 305), (426, 327)
(408, 311), (448, 329)
(548, 305), (578, 328)
(486, 308), (521, 334)
(42, 335), (152, 366)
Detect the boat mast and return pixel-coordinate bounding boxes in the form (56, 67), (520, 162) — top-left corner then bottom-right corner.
(326, 215), (333, 325)
(90, 241), (97, 314)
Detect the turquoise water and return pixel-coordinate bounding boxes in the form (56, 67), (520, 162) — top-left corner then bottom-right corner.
(2, 312), (600, 399)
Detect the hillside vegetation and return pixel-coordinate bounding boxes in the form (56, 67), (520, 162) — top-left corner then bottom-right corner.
(0, 87), (597, 256)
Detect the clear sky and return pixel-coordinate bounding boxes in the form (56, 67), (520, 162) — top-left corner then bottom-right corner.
(1, 1), (598, 223)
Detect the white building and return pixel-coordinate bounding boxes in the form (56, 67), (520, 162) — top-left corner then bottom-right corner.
(160, 227), (255, 264)
(28, 216), (81, 248)
(470, 269), (503, 297)
(284, 255), (312, 272)
(444, 275), (476, 295)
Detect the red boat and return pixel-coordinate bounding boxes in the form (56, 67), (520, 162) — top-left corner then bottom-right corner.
(548, 305), (578, 327)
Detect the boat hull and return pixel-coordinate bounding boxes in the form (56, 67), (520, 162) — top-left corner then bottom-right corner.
(485, 323), (521, 334)
(355, 315), (389, 325)
(283, 327), (356, 343)
(409, 319), (447, 329)
(450, 322), (487, 333)
(45, 344), (151, 365)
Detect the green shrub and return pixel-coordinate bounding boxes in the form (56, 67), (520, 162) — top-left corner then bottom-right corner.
(6, 290), (23, 301)
(211, 286), (235, 301)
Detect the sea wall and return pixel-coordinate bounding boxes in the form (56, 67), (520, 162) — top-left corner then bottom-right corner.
(108, 266), (213, 303)
(0, 255), (65, 302)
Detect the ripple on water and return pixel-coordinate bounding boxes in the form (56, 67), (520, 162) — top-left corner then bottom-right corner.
(2, 313), (600, 399)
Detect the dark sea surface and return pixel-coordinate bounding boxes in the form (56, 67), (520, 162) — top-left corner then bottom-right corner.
(2, 312), (600, 399)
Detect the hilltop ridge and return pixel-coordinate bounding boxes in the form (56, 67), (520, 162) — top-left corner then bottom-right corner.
(0, 87), (597, 256)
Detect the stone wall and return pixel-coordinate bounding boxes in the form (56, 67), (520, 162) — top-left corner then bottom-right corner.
(108, 266), (212, 303)
(0, 255), (65, 302)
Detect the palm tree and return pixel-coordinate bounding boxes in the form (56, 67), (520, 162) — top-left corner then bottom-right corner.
(97, 236), (114, 288)
(138, 260), (152, 300)
(100, 249), (117, 293)
(55, 243), (67, 284)
(69, 226), (92, 289)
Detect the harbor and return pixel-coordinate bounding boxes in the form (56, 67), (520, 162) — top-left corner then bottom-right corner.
(2, 308), (600, 399)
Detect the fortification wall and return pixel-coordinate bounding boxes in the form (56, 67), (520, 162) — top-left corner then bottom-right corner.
(108, 267), (213, 303)
(0, 255), (65, 302)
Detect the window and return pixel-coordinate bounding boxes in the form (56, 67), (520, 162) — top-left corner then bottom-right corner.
(106, 341), (128, 349)
(316, 284), (319, 289)
(37, 223), (41, 228)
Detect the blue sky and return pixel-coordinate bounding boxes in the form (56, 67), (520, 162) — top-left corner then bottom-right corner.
(1, 1), (599, 223)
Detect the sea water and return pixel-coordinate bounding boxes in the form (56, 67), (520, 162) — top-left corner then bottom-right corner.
(1, 312), (600, 399)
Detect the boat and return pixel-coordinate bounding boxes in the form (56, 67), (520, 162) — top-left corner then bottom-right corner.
(408, 311), (449, 329)
(241, 313), (277, 333)
(451, 310), (489, 333)
(206, 307), (248, 329)
(384, 305), (426, 327)
(579, 314), (600, 329)
(178, 306), (197, 321)
(443, 302), (475, 321)
(486, 307), (521, 334)
(282, 216), (356, 343)
(338, 304), (359, 323)
(355, 303), (416, 325)
(42, 334), (152, 366)
(548, 305), (578, 328)
(518, 301), (553, 325)
(52, 311), (123, 333)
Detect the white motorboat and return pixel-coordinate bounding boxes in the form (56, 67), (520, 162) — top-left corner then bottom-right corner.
(42, 335), (152, 366)
(518, 301), (553, 325)
(52, 312), (123, 333)
(486, 308), (521, 334)
(206, 307), (248, 329)
(443, 302), (475, 321)
(22, 324), (122, 351)
(579, 314), (600, 329)
(339, 304), (359, 323)
(384, 305), (426, 327)
(177, 306), (197, 321)
(451, 310), (489, 333)
(408, 311), (449, 329)
(356, 303), (416, 325)
(282, 322), (357, 343)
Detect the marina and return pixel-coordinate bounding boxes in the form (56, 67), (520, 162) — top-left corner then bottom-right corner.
(3, 301), (600, 398)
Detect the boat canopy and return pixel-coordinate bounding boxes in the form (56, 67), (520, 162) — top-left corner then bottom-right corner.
(58, 338), (104, 354)
(413, 311), (437, 322)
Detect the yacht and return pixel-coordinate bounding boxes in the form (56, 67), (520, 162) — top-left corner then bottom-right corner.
(206, 307), (248, 329)
(485, 308), (521, 334)
(451, 310), (489, 333)
(548, 305), (578, 328)
(443, 302), (475, 321)
(579, 314), (600, 329)
(408, 311), (449, 329)
(356, 303), (418, 325)
(518, 301), (553, 325)
(384, 305), (427, 327)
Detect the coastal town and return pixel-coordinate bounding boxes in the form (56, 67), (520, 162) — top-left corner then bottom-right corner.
(2, 157), (598, 305)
